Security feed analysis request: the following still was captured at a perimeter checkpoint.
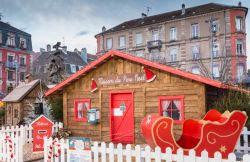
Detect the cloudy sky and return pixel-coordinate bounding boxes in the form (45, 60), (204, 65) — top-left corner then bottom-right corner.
(0, 0), (249, 57)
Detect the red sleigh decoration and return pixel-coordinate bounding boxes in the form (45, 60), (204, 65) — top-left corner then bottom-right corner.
(141, 109), (247, 158)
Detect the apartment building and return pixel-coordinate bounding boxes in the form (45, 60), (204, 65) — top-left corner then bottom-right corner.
(0, 21), (32, 94)
(95, 2), (248, 83)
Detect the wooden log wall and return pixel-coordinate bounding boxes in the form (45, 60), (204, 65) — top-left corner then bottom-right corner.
(64, 57), (206, 144)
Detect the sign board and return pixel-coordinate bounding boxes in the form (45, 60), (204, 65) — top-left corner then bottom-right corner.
(67, 137), (92, 162)
(95, 72), (146, 86)
(31, 115), (54, 152)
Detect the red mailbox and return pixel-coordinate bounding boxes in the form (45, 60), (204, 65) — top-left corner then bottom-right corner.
(31, 115), (54, 152)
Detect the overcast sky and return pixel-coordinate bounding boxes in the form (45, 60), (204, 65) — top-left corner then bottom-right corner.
(0, 0), (249, 63)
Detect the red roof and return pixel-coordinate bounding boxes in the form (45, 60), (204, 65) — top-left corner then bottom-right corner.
(45, 50), (229, 96)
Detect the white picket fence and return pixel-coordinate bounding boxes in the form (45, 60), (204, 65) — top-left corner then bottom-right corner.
(44, 137), (250, 162)
(0, 133), (23, 162)
(236, 127), (250, 154)
(0, 122), (63, 144)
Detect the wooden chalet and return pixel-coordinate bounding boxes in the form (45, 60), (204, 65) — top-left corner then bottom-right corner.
(3, 78), (47, 125)
(45, 50), (239, 144)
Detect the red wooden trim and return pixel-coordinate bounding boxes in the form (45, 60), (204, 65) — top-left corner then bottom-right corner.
(109, 91), (135, 144)
(45, 50), (235, 96)
(74, 98), (91, 122)
(158, 95), (185, 124)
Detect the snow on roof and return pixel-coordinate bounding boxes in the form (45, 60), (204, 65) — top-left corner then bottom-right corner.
(2, 79), (41, 102)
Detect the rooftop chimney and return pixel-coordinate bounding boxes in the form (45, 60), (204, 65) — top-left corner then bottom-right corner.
(141, 13), (147, 18)
(181, 4), (186, 15)
(80, 48), (88, 63)
(47, 44), (51, 52)
(102, 26), (106, 32)
(238, 1), (242, 7)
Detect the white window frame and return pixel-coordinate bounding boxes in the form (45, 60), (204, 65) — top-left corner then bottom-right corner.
(211, 20), (219, 33)
(170, 48), (177, 62)
(70, 64), (77, 73)
(236, 16), (243, 32)
(192, 45), (200, 59)
(191, 66), (200, 75)
(106, 38), (113, 50)
(19, 56), (26, 65)
(212, 65), (220, 78)
(170, 27), (177, 41)
(152, 29), (160, 41)
(236, 39), (244, 55)
(236, 64), (245, 82)
(191, 23), (199, 38)
(7, 33), (15, 46)
(20, 37), (27, 49)
(118, 36), (125, 49)
(135, 32), (143, 46)
(212, 44), (220, 57)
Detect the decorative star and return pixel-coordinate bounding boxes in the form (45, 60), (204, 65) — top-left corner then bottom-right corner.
(220, 145), (227, 153)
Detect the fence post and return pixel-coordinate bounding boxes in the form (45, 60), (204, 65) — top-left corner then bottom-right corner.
(60, 138), (65, 162)
(228, 153), (236, 162)
(101, 142), (106, 162)
(243, 154), (250, 162)
(155, 147), (161, 162)
(135, 145), (141, 162)
(243, 127), (248, 154)
(93, 142), (99, 162)
(200, 150), (209, 162)
(126, 144), (132, 162)
(109, 143), (114, 162)
(117, 143), (123, 162)
(176, 148), (184, 162)
(44, 137), (48, 162)
(144, 146), (151, 162)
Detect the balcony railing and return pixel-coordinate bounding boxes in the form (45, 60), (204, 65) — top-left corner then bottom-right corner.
(147, 40), (162, 49)
(5, 61), (17, 69)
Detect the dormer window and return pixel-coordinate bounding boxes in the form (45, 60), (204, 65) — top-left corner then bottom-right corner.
(7, 33), (15, 47)
(20, 37), (27, 49)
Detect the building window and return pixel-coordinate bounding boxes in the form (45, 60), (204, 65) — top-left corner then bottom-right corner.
(236, 40), (244, 55)
(7, 71), (14, 81)
(106, 38), (113, 50)
(135, 50), (144, 58)
(236, 17), (243, 32)
(159, 96), (184, 124)
(170, 48), (177, 62)
(237, 64), (245, 82)
(135, 33), (143, 46)
(192, 46), (200, 59)
(8, 55), (14, 62)
(191, 66), (200, 75)
(211, 20), (219, 33)
(20, 37), (27, 49)
(118, 36), (125, 49)
(191, 23), (199, 38)
(7, 33), (15, 47)
(70, 64), (77, 73)
(20, 56), (26, 66)
(152, 29), (160, 41)
(212, 44), (219, 57)
(170, 27), (177, 41)
(20, 72), (25, 82)
(212, 65), (220, 79)
(74, 99), (90, 121)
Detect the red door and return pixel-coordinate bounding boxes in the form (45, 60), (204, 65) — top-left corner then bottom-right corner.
(110, 92), (134, 144)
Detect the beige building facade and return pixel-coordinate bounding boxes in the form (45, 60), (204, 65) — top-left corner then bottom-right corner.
(95, 3), (248, 83)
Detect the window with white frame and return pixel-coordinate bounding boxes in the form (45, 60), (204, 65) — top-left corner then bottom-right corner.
(152, 30), (160, 41)
(191, 66), (200, 75)
(135, 33), (143, 46)
(170, 27), (177, 41)
(236, 17), (243, 32)
(237, 64), (244, 82)
(191, 23), (199, 38)
(118, 36), (125, 49)
(20, 37), (27, 49)
(20, 56), (26, 66)
(70, 64), (77, 73)
(170, 48), (177, 62)
(135, 50), (144, 58)
(7, 54), (14, 62)
(106, 38), (113, 50)
(212, 44), (219, 57)
(211, 20), (219, 33)
(212, 65), (220, 78)
(7, 33), (15, 46)
(192, 45), (200, 59)
(236, 40), (244, 55)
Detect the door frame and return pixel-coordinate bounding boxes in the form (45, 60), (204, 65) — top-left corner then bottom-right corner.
(109, 90), (134, 143)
